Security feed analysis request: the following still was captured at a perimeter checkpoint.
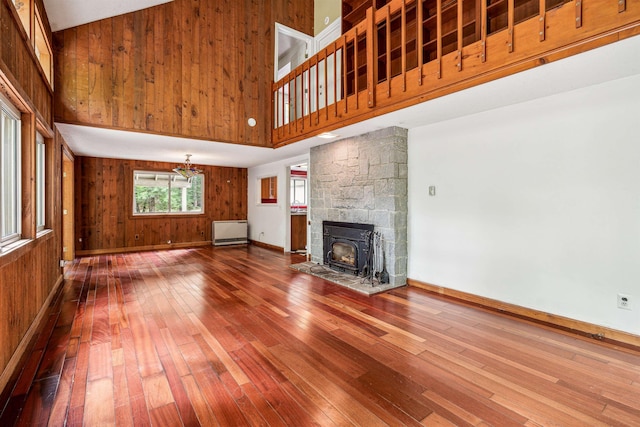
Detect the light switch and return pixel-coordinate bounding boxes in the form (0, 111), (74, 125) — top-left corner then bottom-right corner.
(429, 186), (436, 196)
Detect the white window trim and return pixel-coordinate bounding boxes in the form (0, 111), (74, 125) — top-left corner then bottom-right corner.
(1, 92), (22, 248)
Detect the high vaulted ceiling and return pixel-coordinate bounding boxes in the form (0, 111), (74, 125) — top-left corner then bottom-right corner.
(43, 0), (173, 32)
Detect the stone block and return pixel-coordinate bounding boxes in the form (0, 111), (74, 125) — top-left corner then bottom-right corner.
(369, 163), (397, 180)
(363, 185), (375, 210)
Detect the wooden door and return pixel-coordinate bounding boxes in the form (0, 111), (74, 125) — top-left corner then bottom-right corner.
(62, 151), (75, 261)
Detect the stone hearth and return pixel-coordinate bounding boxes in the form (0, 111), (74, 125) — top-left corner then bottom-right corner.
(290, 262), (403, 296)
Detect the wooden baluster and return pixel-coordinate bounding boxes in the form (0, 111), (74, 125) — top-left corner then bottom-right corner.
(288, 79), (292, 135)
(293, 72), (304, 132)
(417, 0), (424, 85)
(386, 6), (391, 98)
(401, 0), (407, 91)
(575, 0), (582, 28)
(539, 0), (546, 42)
(335, 42), (339, 117)
(508, 0), (514, 53)
(280, 82), (284, 138)
(343, 35), (349, 114)
(457, 0), (463, 71)
(324, 48), (329, 121)
(272, 83), (278, 138)
(437, 0), (442, 78)
(307, 62), (312, 127)
(481, 0), (487, 62)
(355, 27), (359, 110)
(367, 7), (376, 107)
(619, 0), (626, 12)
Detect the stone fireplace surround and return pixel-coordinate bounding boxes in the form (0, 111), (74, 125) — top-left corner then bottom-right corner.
(309, 127), (408, 287)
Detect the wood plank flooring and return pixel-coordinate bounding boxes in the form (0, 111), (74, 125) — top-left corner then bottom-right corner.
(1, 245), (639, 426)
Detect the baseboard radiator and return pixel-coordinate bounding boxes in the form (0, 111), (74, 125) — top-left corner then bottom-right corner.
(212, 220), (248, 246)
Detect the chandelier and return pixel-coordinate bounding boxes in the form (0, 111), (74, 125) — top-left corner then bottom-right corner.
(173, 154), (202, 179)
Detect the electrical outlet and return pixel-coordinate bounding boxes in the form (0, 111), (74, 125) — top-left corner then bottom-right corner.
(617, 293), (632, 310)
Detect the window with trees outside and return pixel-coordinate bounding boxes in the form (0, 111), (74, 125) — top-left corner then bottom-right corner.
(1, 94), (22, 247)
(133, 171), (204, 215)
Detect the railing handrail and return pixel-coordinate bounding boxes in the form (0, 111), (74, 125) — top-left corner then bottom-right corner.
(272, 0), (640, 147)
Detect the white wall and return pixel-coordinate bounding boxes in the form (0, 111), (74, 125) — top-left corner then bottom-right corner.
(408, 73), (640, 335)
(248, 154), (309, 251)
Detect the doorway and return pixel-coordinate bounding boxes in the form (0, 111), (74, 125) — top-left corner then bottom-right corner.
(289, 163), (308, 254)
(275, 24), (315, 127)
(61, 149), (74, 261)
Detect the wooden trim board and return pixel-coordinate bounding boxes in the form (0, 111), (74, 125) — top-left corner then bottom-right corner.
(249, 240), (284, 253)
(407, 278), (640, 350)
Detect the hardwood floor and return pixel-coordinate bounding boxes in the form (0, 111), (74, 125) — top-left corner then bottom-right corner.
(1, 245), (639, 426)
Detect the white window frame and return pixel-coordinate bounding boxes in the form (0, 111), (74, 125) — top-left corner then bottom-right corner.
(36, 131), (46, 231)
(133, 170), (205, 216)
(1, 93), (22, 248)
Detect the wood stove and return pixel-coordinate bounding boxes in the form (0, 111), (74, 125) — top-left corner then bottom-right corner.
(323, 221), (374, 275)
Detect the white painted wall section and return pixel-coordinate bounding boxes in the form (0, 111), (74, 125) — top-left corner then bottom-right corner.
(408, 73), (640, 335)
(248, 154), (309, 251)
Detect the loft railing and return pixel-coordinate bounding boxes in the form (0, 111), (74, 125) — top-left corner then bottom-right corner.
(272, 0), (640, 147)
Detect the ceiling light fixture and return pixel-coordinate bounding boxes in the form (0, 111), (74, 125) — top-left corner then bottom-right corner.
(173, 154), (202, 179)
(318, 132), (339, 139)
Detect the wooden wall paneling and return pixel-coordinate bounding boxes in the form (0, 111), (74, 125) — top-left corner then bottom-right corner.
(180, 0), (191, 135)
(73, 24), (89, 124)
(87, 19), (110, 125)
(0, 0), (62, 396)
(191, 0), (203, 137)
(236, 2), (247, 145)
(144, 11), (156, 132)
(120, 14), (133, 130)
(221, 1), (233, 143)
(132, 12), (145, 131)
(170, 4), (182, 136)
(194, 0), (208, 138)
(74, 157), (247, 254)
(212, 1), (223, 141)
(59, 29), (77, 122)
(109, 16), (122, 128)
(152, 7), (166, 134)
(52, 0), (313, 148)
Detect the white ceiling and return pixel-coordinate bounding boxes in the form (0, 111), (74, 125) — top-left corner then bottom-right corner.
(56, 35), (640, 169)
(43, 0), (173, 32)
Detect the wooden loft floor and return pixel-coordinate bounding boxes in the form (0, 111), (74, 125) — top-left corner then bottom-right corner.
(1, 246), (639, 425)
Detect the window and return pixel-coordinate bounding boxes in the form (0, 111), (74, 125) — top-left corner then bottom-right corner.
(1, 95), (22, 247)
(260, 176), (277, 204)
(34, 6), (52, 86)
(290, 178), (306, 206)
(133, 171), (204, 215)
(9, 1), (53, 86)
(11, 0), (30, 37)
(36, 132), (45, 230)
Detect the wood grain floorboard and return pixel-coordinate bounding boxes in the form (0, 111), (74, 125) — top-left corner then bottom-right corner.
(1, 245), (639, 426)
